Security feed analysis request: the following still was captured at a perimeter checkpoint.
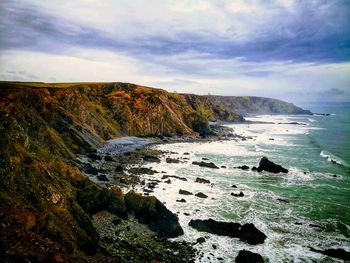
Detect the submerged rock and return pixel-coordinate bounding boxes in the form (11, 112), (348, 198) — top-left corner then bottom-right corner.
(192, 161), (219, 169)
(195, 192), (208, 198)
(257, 157), (288, 174)
(195, 177), (211, 184)
(166, 157), (180, 163)
(231, 192), (244, 197)
(143, 155), (161, 163)
(236, 165), (249, 170)
(179, 189), (193, 195)
(124, 191), (184, 238)
(189, 219), (266, 245)
(310, 247), (350, 261)
(176, 199), (187, 203)
(235, 250), (264, 263)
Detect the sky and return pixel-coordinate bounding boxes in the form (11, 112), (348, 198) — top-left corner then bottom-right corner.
(0, 0), (349, 103)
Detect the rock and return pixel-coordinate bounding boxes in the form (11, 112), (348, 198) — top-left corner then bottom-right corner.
(176, 199), (186, 203)
(309, 247), (350, 261)
(196, 237), (206, 244)
(221, 166), (227, 168)
(112, 217), (122, 225)
(189, 219), (266, 245)
(115, 165), (124, 172)
(212, 244), (217, 249)
(231, 185), (238, 188)
(195, 177), (211, 184)
(87, 153), (102, 160)
(179, 189), (193, 195)
(309, 223), (323, 229)
(166, 158), (180, 163)
(202, 157), (209, 161)
(231, 192), (244, 197)
(128, 167), (157, 175)
(195, 192), (208, 198)
(184, 152), (190, 155)
(277, 198), (289, 203)
(124, 190), (184, 238)
(77, 180), (127, 218)
(235, 250), (264, 263)
(164, 179), (172, 184)
(143, 155), (161, 163)
(97, 174), (109, 181)
(257, 157), (288, 174)
(83, 164), (99, 175)
(251, 166), (258, 171)
(236, 165), (249, 170)
(162, 175), (187, 181)
(184, 213), (190, 216)
(192, 161), (219, 169)
(104, 155), (114, 161)
(143, 189), (153, 193)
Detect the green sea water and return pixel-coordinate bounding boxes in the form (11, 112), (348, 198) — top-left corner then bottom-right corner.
(137, 102), (350, 262)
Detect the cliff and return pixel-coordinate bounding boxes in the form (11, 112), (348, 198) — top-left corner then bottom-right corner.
(0, 81), (239, 262)
(208, 95), (311, 116)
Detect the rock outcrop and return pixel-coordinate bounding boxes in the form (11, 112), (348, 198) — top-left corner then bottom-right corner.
(257, 157), (288, 174)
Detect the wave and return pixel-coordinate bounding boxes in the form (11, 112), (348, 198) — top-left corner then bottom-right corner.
(320, 150), (348, 167)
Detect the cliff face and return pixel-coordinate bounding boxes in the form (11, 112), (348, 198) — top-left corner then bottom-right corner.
(208, 95), (311, 116)
(0, 82), (240, 262)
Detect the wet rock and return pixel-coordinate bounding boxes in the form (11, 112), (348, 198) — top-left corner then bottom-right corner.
(166, 158), (180, 164)
(83, 164), (99, 175)
(87, 153), (102, 160)
(192, 161), (219, 169)
(231, 185), (238, 188)
(251, 166), (258, 171)
(164, 179), (172, 184)
(195, 177), (211, 184)
(184, 213), (190, 216)
(124, 190), (184, 238)
(236, 165), (249, 170)
(189, 219), (266, 245)
(184, 152), (190, 155)
(115, 165), (124, 172)
(128, 167), (157, 175)
(143, 155), (161, 163)
(176, 199), (186, 203)
(143, 189), (154, 193)
(309, 223), (323, 229)
(104, 155), (114, 161)
(195, 192), (208, 198)
(212, 244), (217, 249)
(309, 247), (350, 261)
(235, 250), (264, 263)
(162, 175), (188, 181)
(196, 237), (206, 244)
(97, 174), (109, 182)
(202, 157), (209, 161)
(179, 189), (193, 195)
(257, 157), (288, 174)
(231, 192), (244, 197)
(277, 198), (289, 203)
(221, 166), (227, 168)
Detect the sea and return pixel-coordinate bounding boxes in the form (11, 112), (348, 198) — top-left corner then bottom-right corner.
(133, 102), (350, 262)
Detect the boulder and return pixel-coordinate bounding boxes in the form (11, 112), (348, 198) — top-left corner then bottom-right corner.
(189, 219), (266, 245)
(231, 192), (244, 197)
(236, 165), (249, 170)
(128, 167), (157, 175)
(235, 250), (264, 263)
(143, 155), (161, 163)
(192, 161), (219, 169)
(257, 157), (288, 173)
(83, 164), (99, 175)
(195, 177), (211, 184)
(176, 199), (186, 203)
(179, 189), (193, 195)
(97, 174), (109, 181)
(195, 192), (208, 198)
(87, 153), (102, 160)
(310, 247), (350, 261)
(196, 237), (206, 244)
(166, 158), (180, 164)
(115, 165), (124, 172)
(104, 155), (114, 161)
(124, 191), (184, 238)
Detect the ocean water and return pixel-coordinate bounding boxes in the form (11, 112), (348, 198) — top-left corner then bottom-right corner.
(133, 103), (350, 262)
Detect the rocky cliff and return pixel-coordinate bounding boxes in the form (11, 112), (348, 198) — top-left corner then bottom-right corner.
(208, 95), (311, 116)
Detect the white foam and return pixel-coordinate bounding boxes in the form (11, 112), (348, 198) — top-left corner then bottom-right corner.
(320, 150), (349, 167)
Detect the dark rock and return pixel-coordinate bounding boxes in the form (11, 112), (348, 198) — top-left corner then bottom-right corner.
(192, 161), (219, 169)
(166, 157), (180, 164)
(112, 218), (122, 225)
(195, 177), (211, 184)
(232, 185), (238, 188)
(87, 153), (102, 160)
(124, 190), (184, 238)
(184, 213), (190, 216)
(309, 247), (350, 261)
(237, 165), (249, 170)
(195, 192), (208, 198)
(251, 166), (258, 171)
(196, 237), (206, 244)
(143, 189), (153, 193)
(184, 152), (190, 155)
(235, 250), (264, 263)
(143, 155), (161, 163)
(128, 167), (156, 175)
(162, 175), (188, 181)
(221, 166), (227, 168)
(83, 164), (99, 175)
(176, 199), (186, 203)
(202, 157), (209, 161)
(189, 219), (266, 245)
(104, 155), (114, 161)
(164, 179), (172, 184)
(257, 157), (288, 173)
(309, 224), (323, 229)
(97, 174), (109, 181)
(231, 192), (244, 197)
(179, 189), (193, 195)
(294, 222), (302, 225)
(212, 244), (217, 249)
(277, 198), (289, 203)
(115, 165), (124, 172)
(77, 180), (127, 218)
